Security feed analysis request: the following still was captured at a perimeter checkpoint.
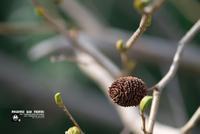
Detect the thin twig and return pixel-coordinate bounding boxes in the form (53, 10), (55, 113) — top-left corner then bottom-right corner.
(156, 19), (200, 90)
(126, 14), (150, 49)
(30, 1), (199, 134)
(118, 0), (165, 73)
(1, 22), (199, 71)
(140, 112), (147, 134)
(75, 46), (179, 134)
(29, 35), (180, 134)
(63, 105), (84, 133)
(32, 0), (120, 78)
(32, 0), (85, 133)
(181, 107), (200, 134)
(118, 14), (150, 73)
(126, 0), (165, 49)
(146, 19), (200, 134)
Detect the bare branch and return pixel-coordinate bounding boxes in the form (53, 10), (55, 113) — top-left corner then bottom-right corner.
(126, 0), (165, 49)
(161, 66), (187, 125)
(117, 14), (150, 73)
(75, 48), (179, 134)
(30, 1), (199, 133)
(75, 46), (180, 134)
(31, 0), (121, 77)
(146, 19), (200, 134)
(29, 36), (180, 134)
(181, 107), (200, 134)
(156, 19), (200, 90)
(118, 0), (165, 73)
(62, 105), (84, 133)
(126, 14), (150, 49)
(0, 21), (199, 71)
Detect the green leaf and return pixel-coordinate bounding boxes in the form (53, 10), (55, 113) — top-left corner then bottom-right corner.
(54, 92), (64, 108)
(139, 96), (153, 112)
(66, 126), (81, 134)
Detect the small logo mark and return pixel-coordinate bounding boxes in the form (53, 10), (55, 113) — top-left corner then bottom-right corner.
(12, 114), (21, 122)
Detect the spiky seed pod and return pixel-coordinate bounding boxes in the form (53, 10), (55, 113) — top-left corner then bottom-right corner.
(108, 76), (147, 107)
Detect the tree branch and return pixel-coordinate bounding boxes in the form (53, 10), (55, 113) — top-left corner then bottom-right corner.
(125, 14), (150, 49)
(30, 1), (199, 133)
(180, 107), (200, 134)
(156, 19), (200, 90)
(32, 0), (120, 78)
(1, 22), (200, 71)
(118, 0), (165, 73)
(62, 105), (84, 133)
(29, 36), (180, 134)
(118, 14), (150, 73)
(126, 0), (165, 49)
(146, 19), (200, 134)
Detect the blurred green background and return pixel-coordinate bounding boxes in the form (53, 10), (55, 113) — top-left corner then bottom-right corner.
(0, 0), (199, 134)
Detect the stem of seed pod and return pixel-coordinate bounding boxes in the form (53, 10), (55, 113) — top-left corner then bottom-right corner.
(62, 105), (84, 134)
(140, 111), (147, 134)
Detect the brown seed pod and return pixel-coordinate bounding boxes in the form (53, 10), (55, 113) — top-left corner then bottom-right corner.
(108, 76), (147, 107)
